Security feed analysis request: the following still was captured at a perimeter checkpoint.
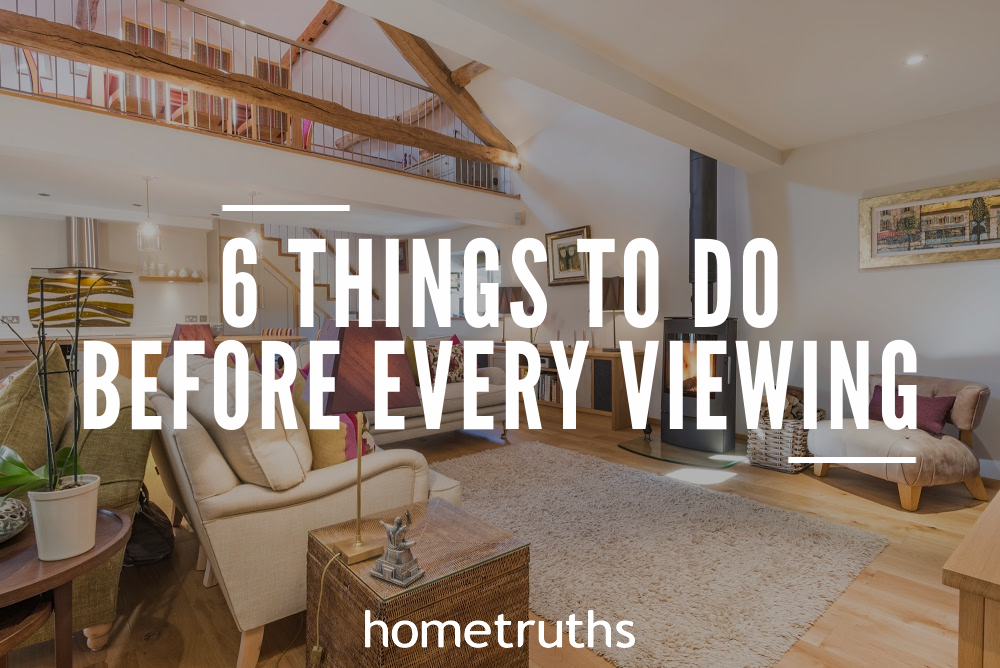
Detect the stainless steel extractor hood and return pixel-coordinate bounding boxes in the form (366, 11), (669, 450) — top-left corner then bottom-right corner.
(66, 217), (99, 268)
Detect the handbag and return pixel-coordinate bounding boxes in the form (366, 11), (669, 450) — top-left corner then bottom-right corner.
(124, 484), (175, 566)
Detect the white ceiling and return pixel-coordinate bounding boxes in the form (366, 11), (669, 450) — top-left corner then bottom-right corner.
(337, 0), (1000, 169)
(495, 0), (1000, 150)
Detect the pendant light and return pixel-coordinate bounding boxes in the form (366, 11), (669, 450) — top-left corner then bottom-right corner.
(244, 191), (263, 260)
(136, 176), (161, 252)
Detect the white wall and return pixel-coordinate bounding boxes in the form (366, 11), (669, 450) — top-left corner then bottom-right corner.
(403, 105), (747, 420)
(744, 102), (1000, 477)
(0, 217), (67, 338)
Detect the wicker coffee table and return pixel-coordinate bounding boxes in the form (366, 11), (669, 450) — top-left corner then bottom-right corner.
(307, 498), (529, 667)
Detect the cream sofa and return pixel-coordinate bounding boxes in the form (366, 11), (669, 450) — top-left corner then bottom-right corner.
(149, 355), (461, 668)
(296, 342), (509, 445)
(809, 374), (990, 511)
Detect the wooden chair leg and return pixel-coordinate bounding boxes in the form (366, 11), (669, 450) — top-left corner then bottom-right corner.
(203, 560), (218, 588)
(500, 421), (507, 440)
(236, 626), (264, 668)
(170, 503), (184, 528)
(196, 544), (207, 571)
(814, 462), (830, 477)
(964, 476), (990, 501)
(898, 483), (922, 511)
(83, 622), (113, 651)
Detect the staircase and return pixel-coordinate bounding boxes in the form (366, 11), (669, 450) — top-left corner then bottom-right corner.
(262, 225), (385, 330)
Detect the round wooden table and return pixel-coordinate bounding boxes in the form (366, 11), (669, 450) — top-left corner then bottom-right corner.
(0, 509), (131, 668)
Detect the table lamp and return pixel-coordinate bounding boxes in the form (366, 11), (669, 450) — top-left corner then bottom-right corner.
(602, 276), (624, 352)
(165, 323), (218, 358)
(318, 320), (420, 564)
(498, 286), (532, 343)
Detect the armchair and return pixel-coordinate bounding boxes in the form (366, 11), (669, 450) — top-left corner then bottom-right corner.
(809, 374), (990, 511)
(148, 354), (461, 668)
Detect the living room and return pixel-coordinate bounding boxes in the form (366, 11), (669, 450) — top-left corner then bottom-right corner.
(0, 1), (998, 667)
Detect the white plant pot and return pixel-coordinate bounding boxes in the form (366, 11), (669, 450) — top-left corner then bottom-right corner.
(28, 474), (100, 561)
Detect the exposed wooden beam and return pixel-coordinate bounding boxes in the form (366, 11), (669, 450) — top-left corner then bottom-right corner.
(451, 61), (490, 88)
(375, 20), (515, 154)
(74, 0), (100, 29)
(335, 96), (441, 150)
(280, 1), (344, 70)
(0, 10), (518, 168)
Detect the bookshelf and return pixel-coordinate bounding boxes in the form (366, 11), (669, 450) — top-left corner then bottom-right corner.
(498, 344), (643, 430)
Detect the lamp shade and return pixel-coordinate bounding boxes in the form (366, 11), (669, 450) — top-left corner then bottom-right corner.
(602, 276), (624, 312)
(318, 320), (420, 415)
(498, 286), (533, 316)
(166, 323), (217, 358)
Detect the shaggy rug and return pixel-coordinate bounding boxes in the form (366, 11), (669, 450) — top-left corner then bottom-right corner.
(430, 442), (888, 668)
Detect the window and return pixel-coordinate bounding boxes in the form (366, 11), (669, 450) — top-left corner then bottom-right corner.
(450, 249), (500, 318)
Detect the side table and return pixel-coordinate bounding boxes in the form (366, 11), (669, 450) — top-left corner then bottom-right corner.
(0, 509), (132, 667)
(307, 498), (529, 667)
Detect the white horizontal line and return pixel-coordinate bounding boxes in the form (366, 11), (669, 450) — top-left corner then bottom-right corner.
(221, 205), (351, 212)
(789, 457), (917, 464)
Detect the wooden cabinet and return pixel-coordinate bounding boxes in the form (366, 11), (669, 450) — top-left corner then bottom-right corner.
(497, 344), (643, 431)
(0, 341), (35, 379)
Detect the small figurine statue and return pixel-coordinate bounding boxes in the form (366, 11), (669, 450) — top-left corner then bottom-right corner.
(370, 510), (425, 587)
(643, 421), (653, 442)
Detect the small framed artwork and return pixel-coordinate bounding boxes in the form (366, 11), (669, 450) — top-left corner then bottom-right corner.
(450, 272), (461, 292)
(398, 239), (409, 274)
(545, 225), (591, 286)
(860, 177), (1000, 268)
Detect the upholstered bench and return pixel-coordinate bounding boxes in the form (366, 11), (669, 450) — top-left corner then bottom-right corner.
(808, 374), (990, 511)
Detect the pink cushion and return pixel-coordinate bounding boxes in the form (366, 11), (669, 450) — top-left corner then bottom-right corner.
(869, 385), (956, 436)
(449, 334), (462, 345)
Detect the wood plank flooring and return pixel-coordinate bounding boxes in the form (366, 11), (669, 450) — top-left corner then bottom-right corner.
(8, 407), (991, 667)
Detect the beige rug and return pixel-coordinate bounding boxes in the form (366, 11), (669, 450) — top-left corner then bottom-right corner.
(430, 442), (888, 668)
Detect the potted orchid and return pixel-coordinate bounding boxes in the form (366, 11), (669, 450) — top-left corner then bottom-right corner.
(0, 269), (117, 560)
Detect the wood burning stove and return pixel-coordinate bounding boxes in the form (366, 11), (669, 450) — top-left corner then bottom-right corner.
(661, 316), (738, 453)
(656, 150), (738, 453)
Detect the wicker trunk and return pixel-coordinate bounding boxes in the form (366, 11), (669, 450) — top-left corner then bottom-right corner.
(746, 387), (825, 473)
(307, 498), (530, 668)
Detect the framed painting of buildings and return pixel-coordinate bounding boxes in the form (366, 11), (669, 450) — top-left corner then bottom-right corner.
(860, 177), (1000, 268)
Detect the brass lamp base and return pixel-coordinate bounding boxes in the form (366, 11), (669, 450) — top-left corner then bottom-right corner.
(333, 539), (384, 565)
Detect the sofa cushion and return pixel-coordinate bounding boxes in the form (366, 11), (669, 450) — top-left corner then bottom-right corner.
(0, 346), (71, 470)
(809, 421), (980, 487)
(158, 355), (311, 491)
(869, 385), (955, 435)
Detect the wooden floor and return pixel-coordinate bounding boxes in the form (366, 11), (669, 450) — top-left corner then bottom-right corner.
(8, 407), (992, 667)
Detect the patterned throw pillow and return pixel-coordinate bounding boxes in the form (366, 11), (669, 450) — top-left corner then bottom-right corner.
(426, 343), (440, 379)
(0, 367), (24, 395)
(447, 343), (464, 383)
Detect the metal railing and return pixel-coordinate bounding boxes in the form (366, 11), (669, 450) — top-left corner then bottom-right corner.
(0, 0), (516, 195)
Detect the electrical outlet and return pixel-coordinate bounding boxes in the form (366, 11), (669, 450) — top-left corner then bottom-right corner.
(199, 315), (208, 323)
(0, 315), (19, 324)
(184, 315), (198, 323)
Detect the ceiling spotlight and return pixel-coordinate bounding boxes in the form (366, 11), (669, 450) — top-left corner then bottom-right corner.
(38, 193), (50, 197)
(905, 54), (927, 66)
(132, 203), (143, 207)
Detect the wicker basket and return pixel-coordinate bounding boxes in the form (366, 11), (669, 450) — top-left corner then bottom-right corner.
(746, 387), (826, 473)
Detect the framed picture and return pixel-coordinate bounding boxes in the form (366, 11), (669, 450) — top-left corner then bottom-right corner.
(860, 177), (1000, 268)
(450, 272), (461, 291)
(398, 240), (409, 274)
(545, 225), (591, 285)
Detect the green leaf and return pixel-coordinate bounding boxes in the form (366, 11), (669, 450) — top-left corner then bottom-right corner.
(0, 479), (48, 506)
(0, 446), (34, 477)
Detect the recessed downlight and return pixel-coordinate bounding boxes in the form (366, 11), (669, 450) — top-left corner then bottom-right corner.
(38, 193), (50, 197)
(133, 203), (143, 207)
(905, 54), (927, 66)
